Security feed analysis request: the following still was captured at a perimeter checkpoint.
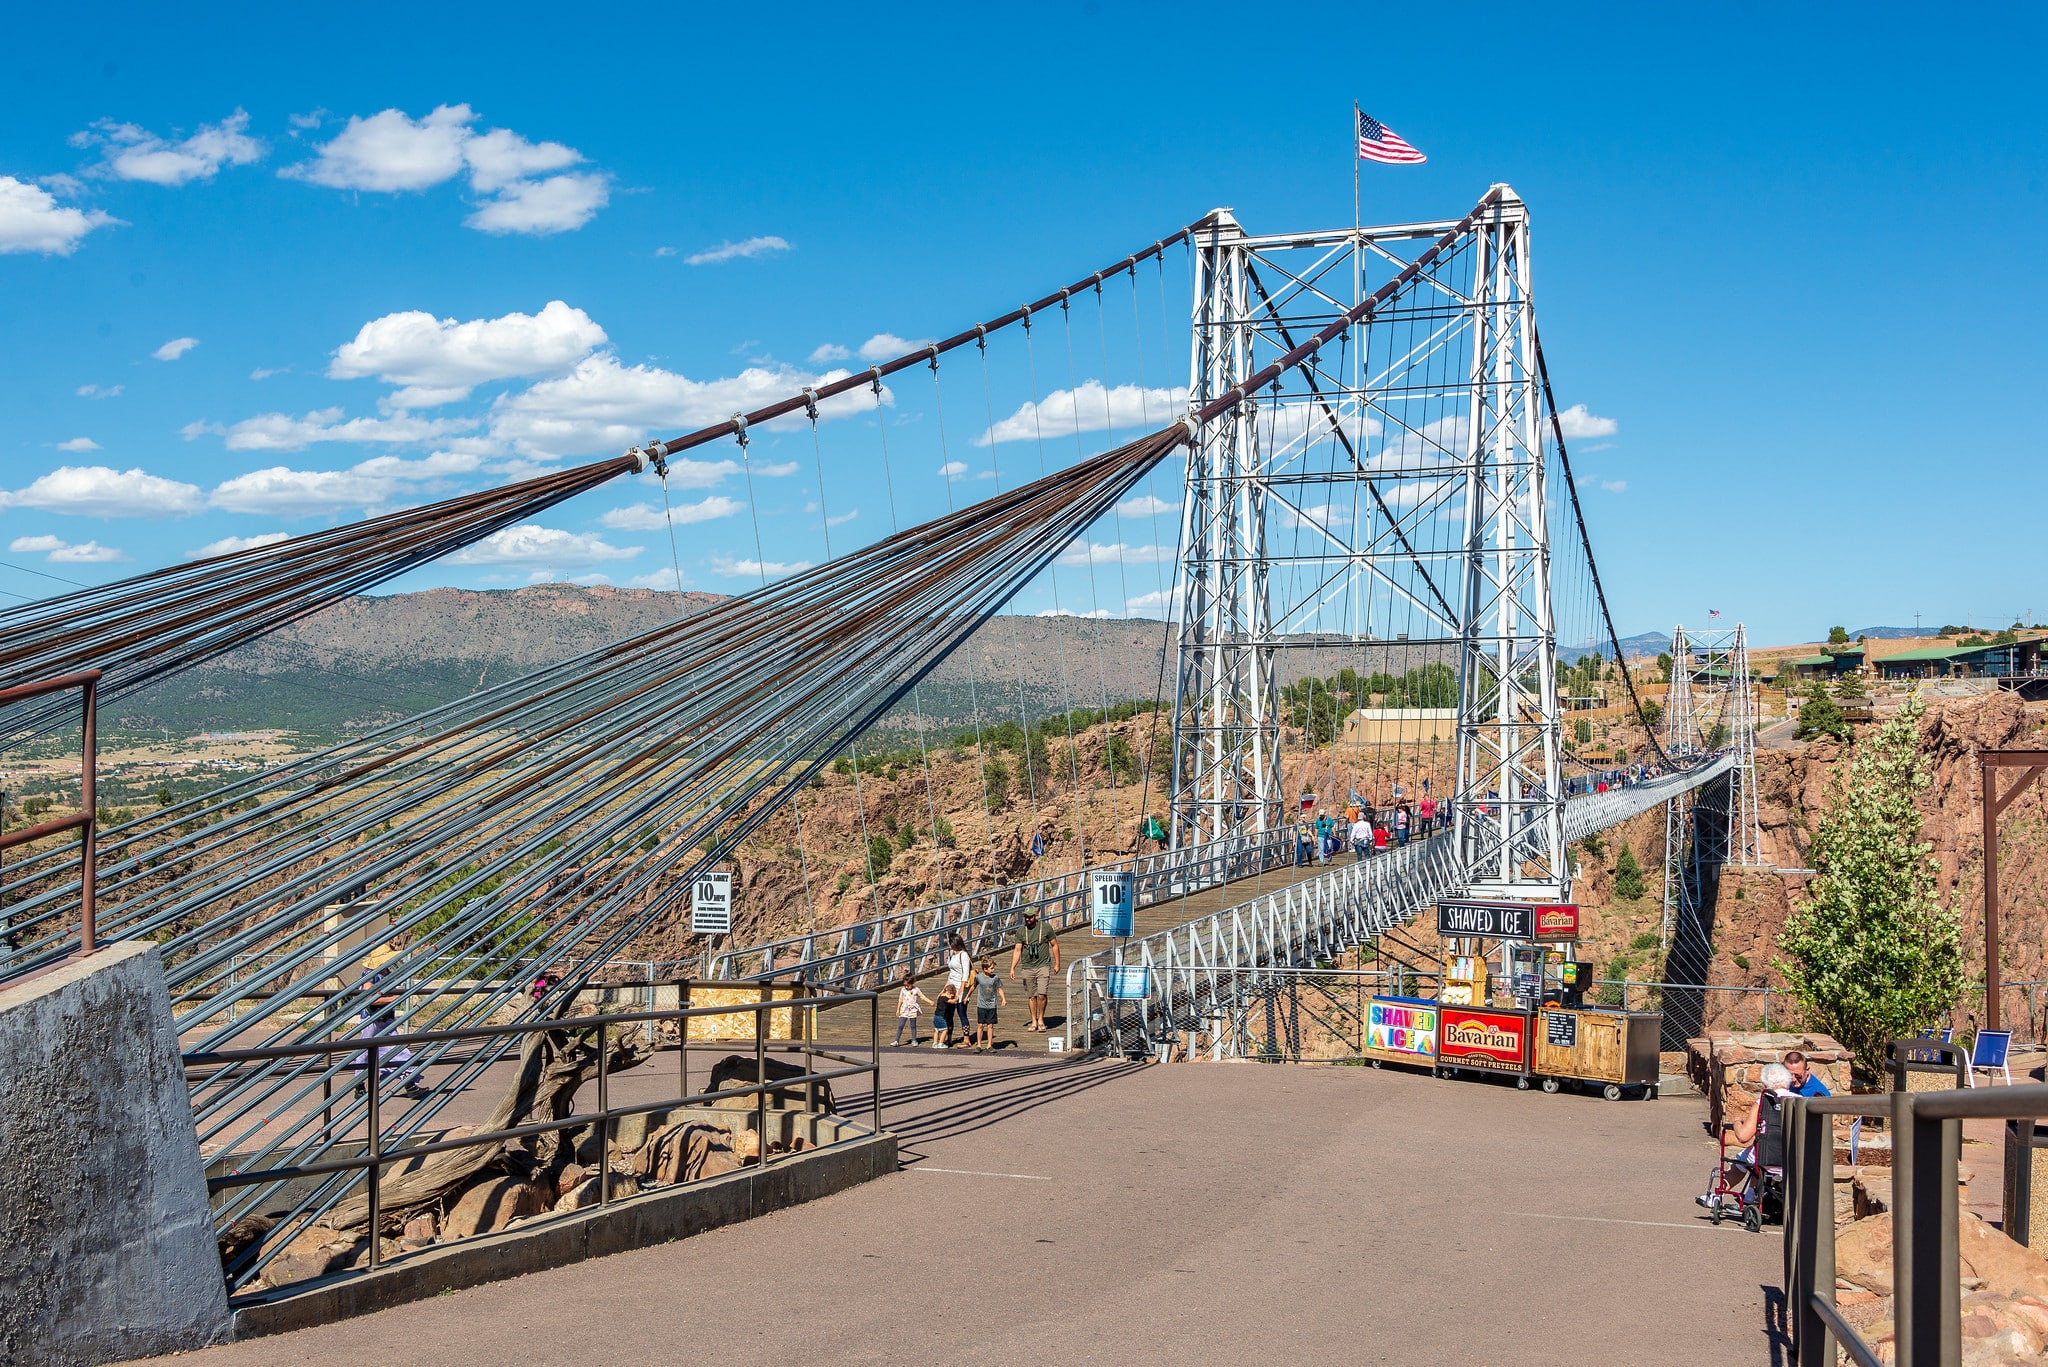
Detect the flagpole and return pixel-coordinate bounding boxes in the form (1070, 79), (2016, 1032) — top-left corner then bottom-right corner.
(1352, 101), (1360, 232)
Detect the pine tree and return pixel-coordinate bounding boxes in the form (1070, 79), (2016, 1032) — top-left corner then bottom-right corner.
(1613, 844), (1645, 900)
(1777, 697), (1965, 1082)
(1833, 669), (1868, 702)
(1794, 680), (1849, 741)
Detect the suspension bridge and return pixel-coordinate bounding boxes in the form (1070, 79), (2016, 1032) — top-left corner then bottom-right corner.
(0, 183), (1764, 1306)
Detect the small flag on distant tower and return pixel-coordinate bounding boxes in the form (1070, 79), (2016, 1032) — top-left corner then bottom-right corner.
(1709, 609), (1722, 619)
(1357, 109), (1427, 164)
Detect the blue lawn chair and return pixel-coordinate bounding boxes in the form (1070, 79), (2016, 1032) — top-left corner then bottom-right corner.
(1968, 1029), (2013, 1087)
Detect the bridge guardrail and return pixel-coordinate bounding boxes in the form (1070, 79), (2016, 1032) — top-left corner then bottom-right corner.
(187, 983), (880, 1295)
(708, 828), (1293, 993)
(1063, 830), (1462, 1057)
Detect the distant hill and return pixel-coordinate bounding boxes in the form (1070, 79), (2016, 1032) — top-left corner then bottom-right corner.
(1565, 631), (1672, 661)
(110, 585), (1462, 744)
(1851, 625), (1939, 640)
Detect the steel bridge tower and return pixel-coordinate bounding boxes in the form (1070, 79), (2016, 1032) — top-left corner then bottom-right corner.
(1168, 187), (1568, 899)
(1660, 621), (1763, 983)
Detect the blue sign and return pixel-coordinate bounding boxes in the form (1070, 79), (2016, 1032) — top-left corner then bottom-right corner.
(1091, 870), (1135, 937)
(1106, 965), (1151, 1000)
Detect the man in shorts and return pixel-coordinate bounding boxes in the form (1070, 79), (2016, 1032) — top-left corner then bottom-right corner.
(1008, 910), (1061, 1033)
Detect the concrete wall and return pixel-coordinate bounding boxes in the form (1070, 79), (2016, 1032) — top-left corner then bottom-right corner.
(0, 942), (231, 1365)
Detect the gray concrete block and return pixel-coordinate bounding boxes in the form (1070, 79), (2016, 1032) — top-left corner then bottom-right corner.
(0, 942), (232, 1365)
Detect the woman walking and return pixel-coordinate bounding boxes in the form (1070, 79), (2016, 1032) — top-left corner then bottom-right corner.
(944, 932), (974, 1048)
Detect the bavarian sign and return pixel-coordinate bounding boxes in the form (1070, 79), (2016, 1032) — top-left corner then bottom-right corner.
(1439, 1008), (1529, 1072)
(1531, 904), (1581, 942)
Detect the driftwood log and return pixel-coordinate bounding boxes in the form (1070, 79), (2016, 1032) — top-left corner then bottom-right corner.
(323, 1024), (645, 1232)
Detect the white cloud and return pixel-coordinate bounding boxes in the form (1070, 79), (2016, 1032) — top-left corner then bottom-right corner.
(55, 437), (101, 452)
(75, 383), (122, 399)
(599, 496), (744, 530)
(490, 354), (867, 459)
(1, 465), (203, 516)
(208, 450), (483, 515)
(0, 176), (119, 255)
(1125, 588), (1174, 616)
(48, 540), (125, 563)
(827, 508), (858, 528)
(73, 110), (265, 186)
(710, 555), (810, 580)
(754, 460), (799, 477)
(460, 126), (582, 193)
(282, 103), (474, 191)
(8, 535), (65, 553)
(249, 367), (286, 380)
(654, 246), (678, 258)
(1115, 492), (1177, 519)
(1036, 607), (1112, 619)
(329, 300), (605, 403)
(1600, 479), (1628, 493)
(937, 460), (968, 477)
(858, 333), (931, 363)
(446, 524), (641, 566)
(190, 532), (290, 559)
(198, 407), (474, 453)
(1056, 541), (1173, 567)
(685, 236), (791, 266)
(1556, 404), (1618, 440)
(153, 336), (199, 361)
(627, 567), (686, 590)
(978, 381), (1187, 445)
(282, 104), (609, 235)
(807, 343), (851, 364)
(465, 172), (609, 236)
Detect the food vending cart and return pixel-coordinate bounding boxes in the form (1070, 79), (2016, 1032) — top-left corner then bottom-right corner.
(1364, 899), (1662, 1100)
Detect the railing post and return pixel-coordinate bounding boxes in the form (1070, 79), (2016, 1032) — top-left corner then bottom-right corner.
(1902, 1092), (1960, 1367)
(79, 676), (98, 953)
(597, 1023), (611, 1205)
(870, 983), (881, 1135)
(755, 981), (770, 1167)
(1788, 1097), (1834, 1364)
(366, 1042), (382, 1268)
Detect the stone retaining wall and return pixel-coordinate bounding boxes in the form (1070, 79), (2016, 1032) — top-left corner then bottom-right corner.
(1683, 1030), (1854, 1129)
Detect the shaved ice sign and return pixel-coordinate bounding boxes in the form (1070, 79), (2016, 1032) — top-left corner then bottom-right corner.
(1367, 998), (1437, 1058)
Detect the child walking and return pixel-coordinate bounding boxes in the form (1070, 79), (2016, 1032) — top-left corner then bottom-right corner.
(893, 971), (932, 1046)
(933, 984), (959, 1048)
(971, 957), (1007, 1054)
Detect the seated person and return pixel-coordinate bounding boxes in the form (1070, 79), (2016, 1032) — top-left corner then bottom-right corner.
(1699, 1063), (1792, 1212)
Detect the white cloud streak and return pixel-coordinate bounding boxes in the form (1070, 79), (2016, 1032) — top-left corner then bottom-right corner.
(1, 465), (203, 517)
(710, 555), (810, 580)
(76, 384), (122, 399)
(329, 300), (606, 402)
(1115, 492), (1177, 519)
(207, 450), (483, 515)
(599, 496), (744, 530)
(153, 336), (200, 361)
(445, 524), (642, 566)
(978, 381), (1187, 445)
(72, 110), (265, 185)
(189, 532), (291, 559)
(1556, 404), (1618, 440)
(55, 437), (101, 452)
(685, 236), (791, 266)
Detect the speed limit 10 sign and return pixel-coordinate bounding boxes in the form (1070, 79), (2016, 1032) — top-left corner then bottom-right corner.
(691, 871), (732, 935)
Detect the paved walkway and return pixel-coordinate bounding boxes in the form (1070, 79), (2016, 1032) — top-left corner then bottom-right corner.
(153, 1054), (1783, 1367)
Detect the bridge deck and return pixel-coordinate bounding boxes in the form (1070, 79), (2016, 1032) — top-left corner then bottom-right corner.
(159, 1052), (1780, 1367)
(830, 842), (1387, 1054)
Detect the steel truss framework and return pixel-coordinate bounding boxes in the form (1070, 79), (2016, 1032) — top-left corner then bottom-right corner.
(1661, 622), (1763, 983)
(1170, 187), (1567, 899)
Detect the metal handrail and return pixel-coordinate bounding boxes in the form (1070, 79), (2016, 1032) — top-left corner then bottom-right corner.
(190, 985), (881, 1295)
(1784, 1078), (2048, 1365)
(710, 828), (1294, 991)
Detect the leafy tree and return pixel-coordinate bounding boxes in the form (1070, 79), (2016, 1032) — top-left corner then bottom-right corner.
(1936, 624), (1962, 637)
(1574, 718), (1594, 745)
(1777, 697), (1965, 1081)
(1639, 699), (1663, 729)
(1613, 844), (1645, 900)
(1833, 670), (1867, 702)
(865, 833), (894, 883)
(1794, 681), (1849, 741)
(981, 757), (1010, 808)
(932, 816), (956, 849)
(1827, 626), (1850, 645)
(1655, 652), (1673, 683)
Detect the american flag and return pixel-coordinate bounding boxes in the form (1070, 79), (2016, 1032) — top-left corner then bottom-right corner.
(1357, 110), (1426, 165)
(1709, 609), (1722, 619)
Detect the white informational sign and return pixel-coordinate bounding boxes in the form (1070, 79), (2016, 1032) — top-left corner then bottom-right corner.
(691, 870), (732, 935)
(1090, 870), (1136, 938)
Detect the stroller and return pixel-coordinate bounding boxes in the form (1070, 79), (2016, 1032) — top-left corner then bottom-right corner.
(1701, 1091), (1786, 1232)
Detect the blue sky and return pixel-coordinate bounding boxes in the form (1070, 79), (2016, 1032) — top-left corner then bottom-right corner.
(4, 4), (2043, 645)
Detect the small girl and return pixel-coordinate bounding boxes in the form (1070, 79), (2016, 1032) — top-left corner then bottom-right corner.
(933, 984), (959, 1048)
(894, 971), (932, 1046)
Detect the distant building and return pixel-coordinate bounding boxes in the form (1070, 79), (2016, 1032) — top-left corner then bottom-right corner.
(1876, 639), (2045, 681)
(1782, 648), (1863, 681)
(1340, 708), (1457, 745)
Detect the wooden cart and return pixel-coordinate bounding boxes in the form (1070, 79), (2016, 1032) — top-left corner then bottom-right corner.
(1530, 1007), (1661, 1099)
